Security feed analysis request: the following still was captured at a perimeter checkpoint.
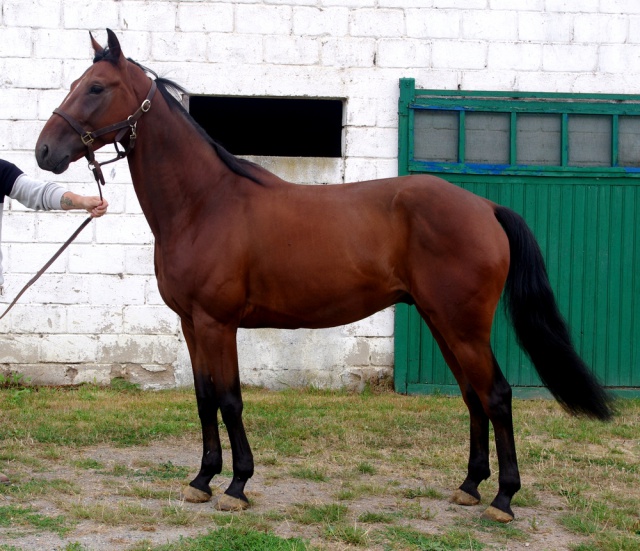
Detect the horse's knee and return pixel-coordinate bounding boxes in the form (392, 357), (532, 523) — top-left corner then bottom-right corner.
(219, 396), (243, 425)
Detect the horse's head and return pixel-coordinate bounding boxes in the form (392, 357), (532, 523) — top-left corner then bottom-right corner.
(36, 29), (148, 174)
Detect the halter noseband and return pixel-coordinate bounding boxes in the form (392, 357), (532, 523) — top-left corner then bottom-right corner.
(52, 80), (157, 189)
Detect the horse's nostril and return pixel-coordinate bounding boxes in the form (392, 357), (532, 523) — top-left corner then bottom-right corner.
(41, 144), (49, 159)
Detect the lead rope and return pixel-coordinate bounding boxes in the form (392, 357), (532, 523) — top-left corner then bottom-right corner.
(0, 215), (94, 321)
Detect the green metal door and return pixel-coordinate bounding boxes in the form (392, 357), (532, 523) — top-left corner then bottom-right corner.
(395, 79), (640, 397)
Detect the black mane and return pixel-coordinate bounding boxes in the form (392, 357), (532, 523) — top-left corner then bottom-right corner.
(93, 52), (263, 185)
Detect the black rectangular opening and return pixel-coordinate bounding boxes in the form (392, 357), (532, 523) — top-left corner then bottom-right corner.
(189, 96), (343, 158)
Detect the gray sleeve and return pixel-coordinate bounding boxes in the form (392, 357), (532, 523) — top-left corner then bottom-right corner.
(8, 174), (67, 211)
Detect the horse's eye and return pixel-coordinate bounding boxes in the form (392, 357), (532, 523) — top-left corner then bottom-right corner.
(89, 84), (104, 95)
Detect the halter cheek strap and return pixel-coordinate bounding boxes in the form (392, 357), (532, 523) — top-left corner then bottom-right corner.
(53, 80), (157, 190)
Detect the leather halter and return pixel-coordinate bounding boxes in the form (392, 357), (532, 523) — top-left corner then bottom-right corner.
(53, 80), (157, 189)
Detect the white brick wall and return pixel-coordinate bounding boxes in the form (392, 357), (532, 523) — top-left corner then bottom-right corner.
(1, 2), (639, 390)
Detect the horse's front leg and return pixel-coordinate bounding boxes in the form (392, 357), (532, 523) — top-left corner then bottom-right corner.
(181, 321), (223, 504)
(183, 319), (254, 511)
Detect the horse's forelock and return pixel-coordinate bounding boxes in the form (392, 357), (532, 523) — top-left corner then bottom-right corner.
(92, 47), (117, 65)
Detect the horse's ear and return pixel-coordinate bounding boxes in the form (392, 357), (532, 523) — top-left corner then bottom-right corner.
(106, 28), (123, 62)
(89, 31), (102, 55)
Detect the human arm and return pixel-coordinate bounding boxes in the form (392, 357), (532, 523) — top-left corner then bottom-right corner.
(60, 192), (108, 218)
(9, 174), (108, 217)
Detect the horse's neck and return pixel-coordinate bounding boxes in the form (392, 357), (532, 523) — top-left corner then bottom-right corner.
(126, 99), (234, 240)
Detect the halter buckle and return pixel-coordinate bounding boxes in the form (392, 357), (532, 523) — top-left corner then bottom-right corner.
(141, 99), (151, 113)
(81, 132), (95, 146)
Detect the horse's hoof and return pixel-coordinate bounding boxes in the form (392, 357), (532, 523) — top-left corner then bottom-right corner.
(450, 489), (480, 506)
(181, 485), (212, 503)
(0, 473), (9, 485)
(480, 505), (514, 523)
(215, 493), (249, 512)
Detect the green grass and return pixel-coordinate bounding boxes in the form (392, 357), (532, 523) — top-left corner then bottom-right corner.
(0, 504), (71, 536)
(0, 387), (638, 550)
(149, 527), (310, 550)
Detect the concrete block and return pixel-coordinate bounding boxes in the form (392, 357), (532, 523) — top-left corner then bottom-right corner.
(3, 0), (61, 28)
(67, 306), (123, 334)
(153, 335), (181, 364)
(145, 279), (167, 306)
(177, 3), (234, 33)
(39, 334), (97, 363)
(370, 337), (394, 366)
(87, 274), (147, 306)
(207, 33), (263, 64)
(518, 12), (574, 43)
(0, 89), (39, 120)
(124, 246), (155, 276)
(488, 43), (542, 71)
(461, 10), (518, 41)
(406, 9), (461, 39)
(0, 335), (40, 363)
(544, 0), (599, 12)
(342, 308), (394, 337)
(18, 273), (90, 305)
(432, 40), (487, 70)
(574, 14), (628, 44)
(242, 157), (345, 185)
(293, 7), (349, 36)
(4, 364), (74, 386)
(264, 36), (320, 65)
(377, 39), (430, 68)
(71, 365), (112, 386)
(322, 37), (375, 68)
(490, 0), (543, 9)
(344, 126), (398, 158)
(599, 45), (640, 74)
(322, 0), (375, 7)
(35, 213), (94, 244)
(0, 27), (32, 58)
(96, 334), (155, 364)
(123, 305), (179, 335)
(543, 44), (598, 72)
(6, 243), (67, 274)
(119, 2), (176, 32)
(69, 245), (125, 275)
(95, 215), (153, 245)
(34, 29), (94, 60)
(62, 0), (119, 29)
(0, 58), (62, 89)
(151, 32), (208, 63)
(349, 9), (405, 38)
(6, 305), (66, 334)
(235, 5), (292, 35)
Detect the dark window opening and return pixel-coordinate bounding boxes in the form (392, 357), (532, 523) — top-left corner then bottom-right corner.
(189, 96), (343, 157)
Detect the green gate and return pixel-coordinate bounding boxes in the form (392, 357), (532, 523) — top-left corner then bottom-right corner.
(394, 78), (640, 397)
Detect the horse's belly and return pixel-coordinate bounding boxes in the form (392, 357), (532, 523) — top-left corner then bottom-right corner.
(239, 285), (406, 330)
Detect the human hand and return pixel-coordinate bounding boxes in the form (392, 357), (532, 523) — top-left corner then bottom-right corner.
(61, 192), (108, 217)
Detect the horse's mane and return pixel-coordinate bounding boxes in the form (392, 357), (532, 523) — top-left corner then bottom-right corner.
(93, 49), (264, 185)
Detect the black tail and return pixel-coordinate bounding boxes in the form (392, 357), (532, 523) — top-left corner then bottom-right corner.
(494, 206), (614, 420)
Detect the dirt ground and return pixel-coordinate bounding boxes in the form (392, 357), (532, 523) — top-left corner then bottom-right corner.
(0, 436), (595, 551)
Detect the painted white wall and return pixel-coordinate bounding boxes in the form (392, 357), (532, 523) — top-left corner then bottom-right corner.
(1, 0), (639, 389)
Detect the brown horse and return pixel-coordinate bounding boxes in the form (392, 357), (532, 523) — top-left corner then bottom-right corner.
(35, 30), (612, 522)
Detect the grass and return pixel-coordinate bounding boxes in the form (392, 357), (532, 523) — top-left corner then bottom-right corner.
(0, 385), (638, 550)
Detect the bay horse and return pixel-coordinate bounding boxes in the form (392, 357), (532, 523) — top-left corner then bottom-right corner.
(35, 30), (613, 522)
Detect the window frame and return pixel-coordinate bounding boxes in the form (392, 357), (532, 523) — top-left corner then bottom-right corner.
(399, 78), (640, 178)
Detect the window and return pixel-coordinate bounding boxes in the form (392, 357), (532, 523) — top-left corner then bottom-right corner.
(189, 96), (343, 158)
(403, 83), (640, 175)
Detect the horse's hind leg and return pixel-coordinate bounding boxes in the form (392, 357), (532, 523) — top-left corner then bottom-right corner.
(452, 340), (521, 522)
(422, 316), (490, 507)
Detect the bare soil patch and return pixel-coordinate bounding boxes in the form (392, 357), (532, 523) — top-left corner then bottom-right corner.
(0, 436), (595, 550)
